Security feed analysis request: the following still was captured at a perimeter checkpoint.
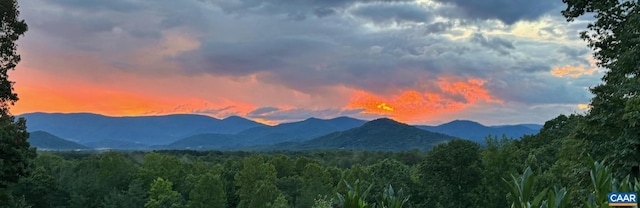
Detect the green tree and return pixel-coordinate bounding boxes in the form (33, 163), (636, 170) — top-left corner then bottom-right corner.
(480, 135), (523, 208)
(99, 151), (139, 191)
(140, 152), (186, 187)
(186, 172), (227, 208)
(561, 0), (640, 178)
(67, 156), (107, 208)
(145, 177), (184, 208)
(276, 175), (303, 207)
(11, 167), (69, 208)
(368, 158), (413, 202)
(297, 163), (334, 208)
(312, 195), (334, 208)
(0, 1), (34, 206)
(0, 0), (27, 110)
(270, 154), (295, 178)
(235, 155), (284, 208)
(418, 139), (483, 207)
(102, 179), (148, 208)
(267, 193), (290, 208)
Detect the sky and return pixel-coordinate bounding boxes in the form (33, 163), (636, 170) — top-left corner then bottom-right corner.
(10, 0), (601, 125)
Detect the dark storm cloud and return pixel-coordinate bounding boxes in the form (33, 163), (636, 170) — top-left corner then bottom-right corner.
(432, 0), (563, 24)
(469, 33), (515, 55)
(556, 45), (592, 66)
(47, 0), (143, 12)
(206, 0), (414, 18)
(314, 7), (337, 17)
(424, 22), (454, 34)
(350, 2), (433, 24)
(177, 36), (338, 76)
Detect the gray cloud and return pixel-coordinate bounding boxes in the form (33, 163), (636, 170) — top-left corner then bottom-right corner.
(247, 107), (280, 116)
(469, 33), (515, 55)
(350, 2), (433, 24)
(17, 0), (602, 124)
(424, 22), (454, 34)
(245, 107), (364, 121)
(206, 0), (414, 19)
(191, 106), (236, 115)
(432, 0), (563, 24)
(47, 0), (143, 12)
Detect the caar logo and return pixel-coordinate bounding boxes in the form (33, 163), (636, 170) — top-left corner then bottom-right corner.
(608, 192), (638, 207)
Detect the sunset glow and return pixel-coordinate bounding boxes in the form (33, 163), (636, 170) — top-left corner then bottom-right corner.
(9, 0), (604, 125)
(346, 78), (502, 123)
(551, 66), (596, 78)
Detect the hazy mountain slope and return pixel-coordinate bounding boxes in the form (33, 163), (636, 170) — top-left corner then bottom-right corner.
(19, 112), (265, 145)
(162, 134), (241, 150)
(416, 120), (539, 143)
(82, 139), (149, 150)
(28, 131), (89, 150)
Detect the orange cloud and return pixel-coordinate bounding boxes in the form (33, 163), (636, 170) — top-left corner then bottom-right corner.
(577, 103), (590, 110)
(551, 66), (595, 78)
(9, 64), (260, 119)
(9, 53), (353, 123)
(347, 77), (502, 123)
(11, 76), (258, 119)
(377, 103), (394, 111)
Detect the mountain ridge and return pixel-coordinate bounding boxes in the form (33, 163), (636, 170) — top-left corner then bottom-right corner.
(19, 112), (541, 149)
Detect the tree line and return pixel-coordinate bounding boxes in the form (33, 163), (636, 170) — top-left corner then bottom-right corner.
(0, 121), (636, 208)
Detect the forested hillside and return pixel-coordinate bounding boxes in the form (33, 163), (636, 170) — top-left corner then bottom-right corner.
(5, 119), (638, 208)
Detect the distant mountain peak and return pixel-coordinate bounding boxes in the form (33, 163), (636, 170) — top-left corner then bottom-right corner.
(330, 116), (358, 120)
(443, 119), (485, 127)
(364, 117), (407, 126)
(303, 117), (322, 121)
(223, 115), (248, 121)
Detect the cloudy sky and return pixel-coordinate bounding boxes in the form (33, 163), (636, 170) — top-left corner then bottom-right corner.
(11, 0), (601, 125)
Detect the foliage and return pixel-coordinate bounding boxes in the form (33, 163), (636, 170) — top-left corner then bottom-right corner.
(418, 139), (483, 207)
(312, 195), (334, 208)
(6, 137), (636, 208)
(11, 167), (68, 208)
(481, 135), (523, 207)
(504, 167), (548, 208)
(337, 179), (374, 208)
(0, 2), (33, 206)
(234, 155), (283, 208)
(377, 185), (410, 208)
(186, 172), (227, 208)
(561, 0), (640, 179)
(267, 194), (290, 208)
(102, 179), (148, 208)
(584, 160), (639, 208)
(145, 177), (184, 208)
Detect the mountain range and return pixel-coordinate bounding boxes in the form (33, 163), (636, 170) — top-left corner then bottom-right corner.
(416, 120), (541, 143)
(20, 112), (264, 145)
(18, 112), (542, 151)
